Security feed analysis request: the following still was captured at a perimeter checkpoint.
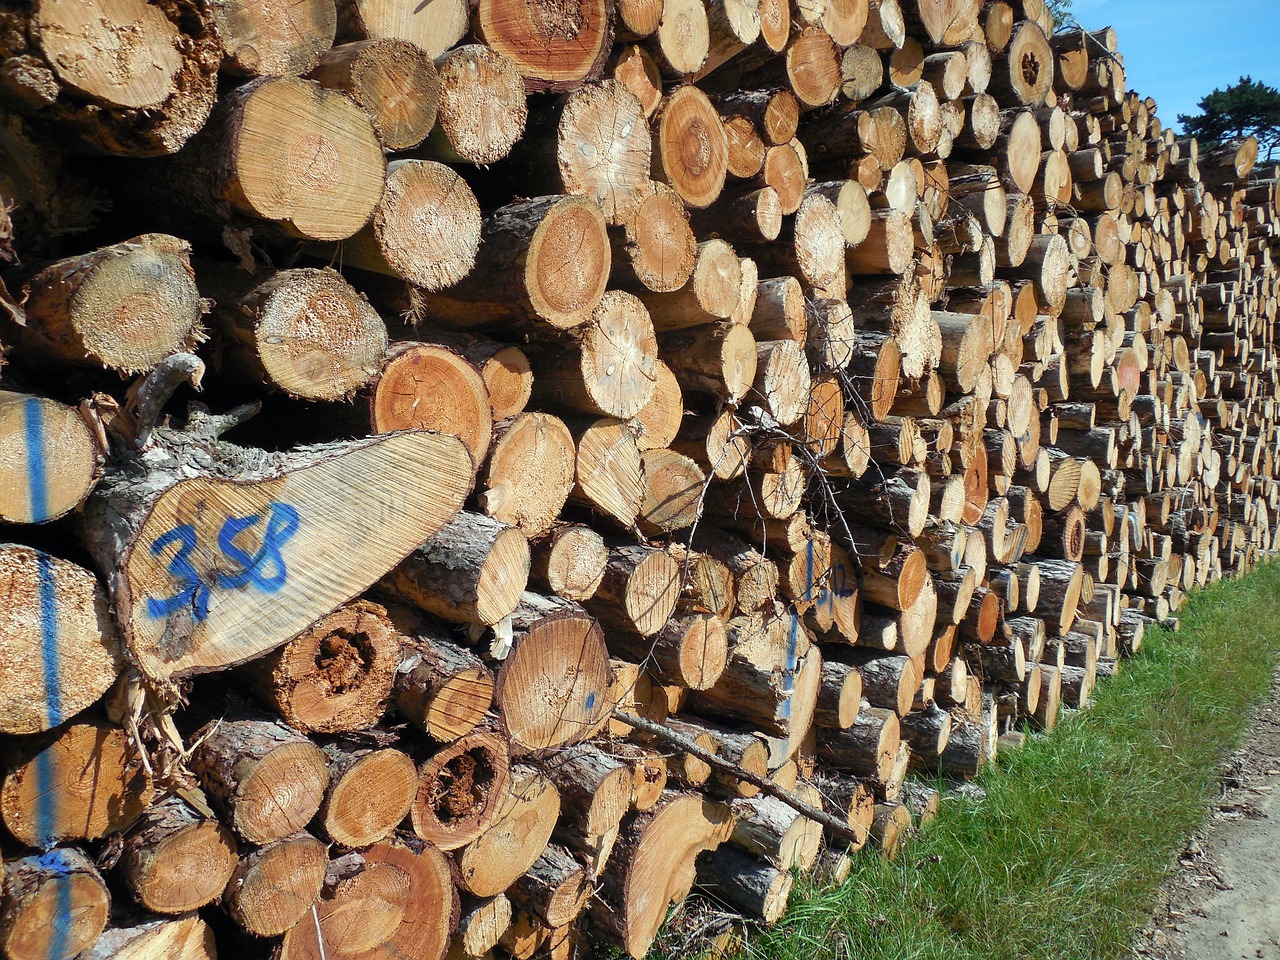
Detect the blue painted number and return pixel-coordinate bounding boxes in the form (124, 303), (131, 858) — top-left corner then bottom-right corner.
(147, 502), (301, 622)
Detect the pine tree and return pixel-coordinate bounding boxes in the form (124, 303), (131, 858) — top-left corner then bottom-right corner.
(1178, 76), (1280, 161)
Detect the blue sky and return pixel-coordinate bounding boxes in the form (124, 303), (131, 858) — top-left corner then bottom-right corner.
(1067, 0), (1280, 133)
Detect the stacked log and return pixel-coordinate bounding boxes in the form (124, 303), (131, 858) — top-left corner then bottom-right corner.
(1, 0), (1279, 957)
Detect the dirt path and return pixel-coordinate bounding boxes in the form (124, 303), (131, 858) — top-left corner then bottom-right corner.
(1135, 671), (1280, 960)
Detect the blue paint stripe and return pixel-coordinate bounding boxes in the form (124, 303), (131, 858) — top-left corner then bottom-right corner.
(38, 551), (63, 729)
(24, 398), (48, 523)
(35, 850), (72, 959)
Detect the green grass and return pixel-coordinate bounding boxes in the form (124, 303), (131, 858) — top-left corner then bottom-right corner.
(696, 562), (1280, 960)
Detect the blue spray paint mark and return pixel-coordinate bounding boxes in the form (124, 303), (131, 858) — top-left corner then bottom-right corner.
(35, 850), (73, 958)
(24, 398), (48, 523)
(780, 612), (799, 720)
(34, 552), (73, 956)
(37, 551), (63, 730)
(147, 503), (301, 622)
(585, 692), (597, 711)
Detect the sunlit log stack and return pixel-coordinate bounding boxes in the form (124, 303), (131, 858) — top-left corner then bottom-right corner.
(1, 0), (1278, 956)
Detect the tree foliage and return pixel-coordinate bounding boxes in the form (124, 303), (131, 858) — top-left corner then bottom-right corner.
(1178, 76), (1280, 160)
(1044, 0), (1073, 28)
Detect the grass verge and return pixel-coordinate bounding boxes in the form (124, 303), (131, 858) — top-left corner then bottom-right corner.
(694, 562), (1280, 960)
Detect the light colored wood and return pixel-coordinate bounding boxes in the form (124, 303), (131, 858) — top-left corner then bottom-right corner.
(2, 722), (153, 846)
(0, 545), (120, 734)
(83, 426), (472, 681)
(17, 234), (205, 373)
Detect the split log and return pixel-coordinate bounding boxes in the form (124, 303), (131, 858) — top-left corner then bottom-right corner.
(591, 791), (732, 958)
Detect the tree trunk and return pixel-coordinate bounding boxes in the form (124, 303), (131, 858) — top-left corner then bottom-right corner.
(14, 234), (205, 373)
(81, 420), (472, 682)
(189, 715), (327, 844)
(241, 598), (400, 733)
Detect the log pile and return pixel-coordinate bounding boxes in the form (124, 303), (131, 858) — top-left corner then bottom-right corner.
(1, 0), (1279, 956)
